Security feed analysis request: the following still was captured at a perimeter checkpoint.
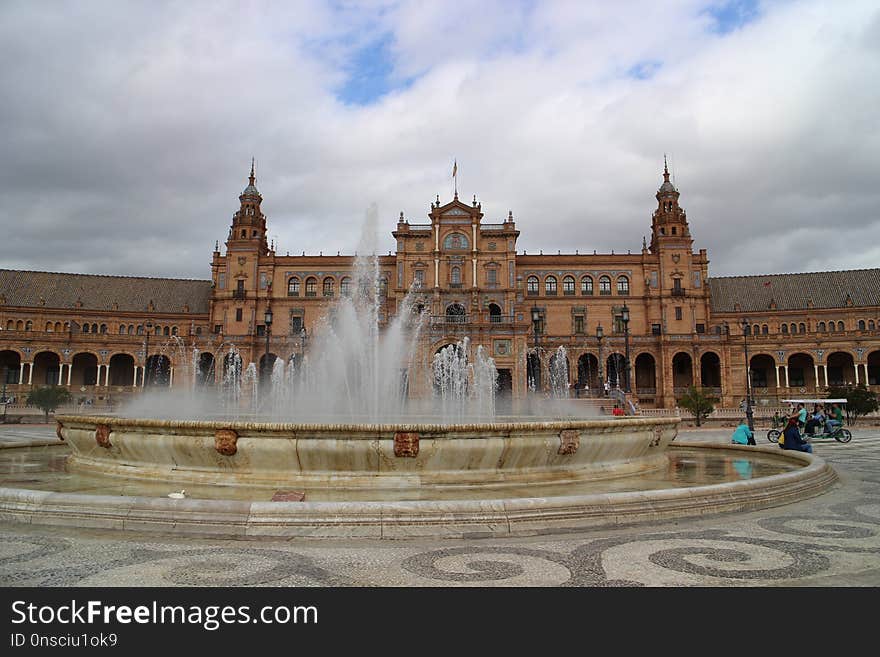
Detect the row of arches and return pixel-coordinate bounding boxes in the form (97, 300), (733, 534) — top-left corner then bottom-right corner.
(524, 349), (880, 395)
(731, 320), (879, 336)
(3, 320), (183, 336)
(287, 276), (385, 298)
(526, 274), (629, 297)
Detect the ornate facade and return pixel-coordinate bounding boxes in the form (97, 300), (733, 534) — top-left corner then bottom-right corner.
(2, 162), (879, 410)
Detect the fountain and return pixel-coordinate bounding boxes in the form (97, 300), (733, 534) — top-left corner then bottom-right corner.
(1, 206), (838, 538)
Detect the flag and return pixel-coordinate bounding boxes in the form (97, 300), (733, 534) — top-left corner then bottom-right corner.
(452, 160), (457, 178)
(763, 281), (771, 287)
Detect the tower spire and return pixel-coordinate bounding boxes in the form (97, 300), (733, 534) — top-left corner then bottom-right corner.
(663, 154), (669, 182)
(249, 157), (255, 185)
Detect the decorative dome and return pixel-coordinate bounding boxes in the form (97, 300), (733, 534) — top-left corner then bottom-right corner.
(240, 158), (261, 198)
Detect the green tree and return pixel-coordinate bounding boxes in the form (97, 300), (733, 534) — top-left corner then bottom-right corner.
(26, 385), (72, 422)
(825, 384), (879, 425)
(677, 386), (718, 426)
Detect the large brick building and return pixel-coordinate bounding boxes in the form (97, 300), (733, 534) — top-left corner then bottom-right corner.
(2, 162), (879, 410)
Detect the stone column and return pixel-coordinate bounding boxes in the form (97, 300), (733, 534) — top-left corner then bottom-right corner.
(782, 365), (789, 388)
(855, 364), (860, 385)
(132, 365), (139, 387)
(169, 367), (174, 387)
(104, 363), (110, 386)
(774, 365), (780, 388)
(66, 364), (72, 386)
(19, 362), (24, 384)
(27, 364), (33, 385)
(814, 364), (820, 389)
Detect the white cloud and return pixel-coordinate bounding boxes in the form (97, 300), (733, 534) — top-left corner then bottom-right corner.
(0, 0), (877, 278)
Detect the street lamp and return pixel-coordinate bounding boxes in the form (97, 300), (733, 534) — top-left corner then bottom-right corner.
(530, 306), (542, 391)
(143, 321), (153, 386)
(741, 317), (754, 431)
(263, 307), (273, 387)
(621, 304), (631, 394)
(596, 324), (604, 395)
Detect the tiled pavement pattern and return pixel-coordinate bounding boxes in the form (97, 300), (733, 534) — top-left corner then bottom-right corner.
(1, 425), (879, 586)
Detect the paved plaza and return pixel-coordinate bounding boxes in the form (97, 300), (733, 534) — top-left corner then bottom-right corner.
(1, 423), (879, 587)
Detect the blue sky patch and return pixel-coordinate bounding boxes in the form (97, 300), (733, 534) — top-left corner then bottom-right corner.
(337, 34), (412, 105)
(627, 60), (663, 80)
(704, 0), (761, 35)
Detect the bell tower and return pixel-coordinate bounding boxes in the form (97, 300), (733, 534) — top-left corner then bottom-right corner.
(649, 156), (691, 252)
(226, 159), (269, 256)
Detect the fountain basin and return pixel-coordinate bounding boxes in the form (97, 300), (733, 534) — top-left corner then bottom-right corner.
(57, 415), (680, 489)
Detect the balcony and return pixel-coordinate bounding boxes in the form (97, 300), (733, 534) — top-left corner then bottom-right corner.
(449, 283), (463, 289)
(670, 287), (686, 297)
(232, 289), (247, 300)
(431, 315), (468, 325)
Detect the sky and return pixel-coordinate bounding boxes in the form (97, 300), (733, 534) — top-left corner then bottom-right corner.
(0, 0), (877, 280)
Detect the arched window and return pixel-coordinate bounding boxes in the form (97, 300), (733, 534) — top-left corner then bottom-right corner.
(869, 320), (876, 330)
(581, 276), (593, 295)
(15, 320), (22, 331)
(340, 277), (352, 296)
(171, 326), (178, 336)
(6, 320), (13, 330)
(762, 324), (769, 334)
(46, 322), (53, 332)
(545, 276), (557, 296)
(445, 303), (466, 323)
(781, 324), (788, 334)
(798, 322), (806, 334)
(789, 323), (796, 334)
(100, 324), (107, 334)
(128, 324), (134, 334)
(82, 323), (89, 333)
(837, 321), (845, 331)
(818, 321), (826, 332)
(119, 325), (126, 334)
(829, 322), (835, 333)
(54, 322), (62, 332)
(599, 276), (611, 295)
(163, 326), (169, 336)
(25, 321), (32, 331)
(379, 277), (389, 297)
(92, 323), (98, 333)
(753, 324), (760, 335)
(617, 276), (630, 295)
(451, 266), (462, 286)
(527, 276), (539, 295)
(562, 276), (575, 295)
(136, 325), (144, 335)
(323, 277), (335, 297)
(858, 320), (866, 331)
(305, 277), (317, 297)
(287, 277), (300, 297)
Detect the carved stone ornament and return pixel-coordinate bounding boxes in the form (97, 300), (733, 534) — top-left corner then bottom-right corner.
(671, 253), (680, 263)
(558, 429), (580, 455)
(237, 256), (247, 265)
(650, 427), (663, 447)
(95, 424), (112, 448)
(394, 432), (419, 457)
(214, 428), (238, 456)
(55, 421), (64, 441)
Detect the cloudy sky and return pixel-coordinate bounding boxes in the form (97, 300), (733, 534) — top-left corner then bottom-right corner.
(0, 0), (877, 280)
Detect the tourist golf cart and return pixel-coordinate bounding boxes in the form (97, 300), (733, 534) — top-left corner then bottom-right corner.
(767, 398), (852, 443)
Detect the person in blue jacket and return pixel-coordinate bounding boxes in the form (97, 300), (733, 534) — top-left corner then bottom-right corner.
(781, 417), (812, 453)
(731, 421), (755, 445)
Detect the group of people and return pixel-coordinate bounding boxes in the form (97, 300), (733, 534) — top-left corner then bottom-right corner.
(732, 402), (845, 454)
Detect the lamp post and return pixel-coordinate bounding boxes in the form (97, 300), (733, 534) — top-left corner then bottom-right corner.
(530, 306), (541, 391)
(621, 304), (631, 394)
(263, 307), (273, 388)
(596, 324), (604, 396)
(741, 317), (754, 431)
(143, 321), (153, 387)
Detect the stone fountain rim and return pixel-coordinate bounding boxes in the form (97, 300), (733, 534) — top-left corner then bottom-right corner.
(56, 414), (679, 433)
